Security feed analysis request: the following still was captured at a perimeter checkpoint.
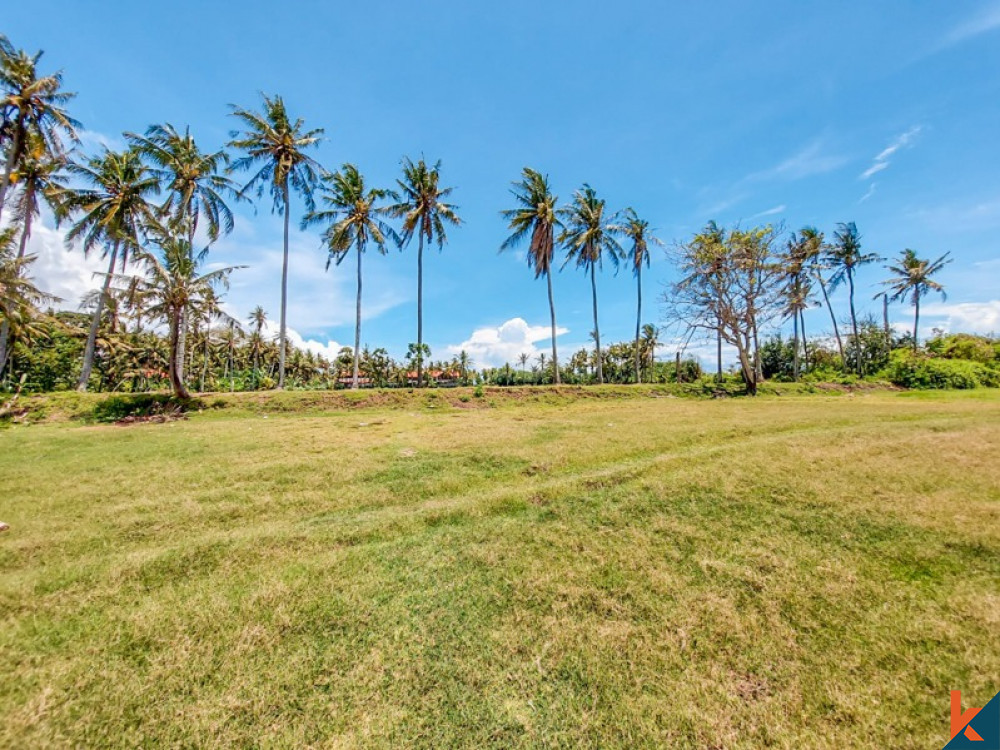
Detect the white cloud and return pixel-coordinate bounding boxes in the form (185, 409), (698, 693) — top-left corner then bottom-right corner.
(940, 2), (1000, 48)
(921, 300), (1000, 335)
(749, 140), (848, 182)
(860, 126), (921, 179)
(255, 320), (343, 361)
(859, 183), (877, 204)
(23, 219), (134, 308)
(445, 317), (569, 368)
(748, 204), (786, 220)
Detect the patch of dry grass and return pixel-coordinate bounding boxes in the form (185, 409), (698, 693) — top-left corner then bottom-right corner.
(1, 391), (998, 747)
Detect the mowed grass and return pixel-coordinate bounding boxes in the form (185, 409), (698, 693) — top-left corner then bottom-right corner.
(1, 391), (998, 748)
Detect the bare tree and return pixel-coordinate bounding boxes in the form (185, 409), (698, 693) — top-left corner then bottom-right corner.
(665, 223), (783, 395)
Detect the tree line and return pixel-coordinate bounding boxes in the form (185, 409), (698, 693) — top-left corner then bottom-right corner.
(0, 34), (956, 398)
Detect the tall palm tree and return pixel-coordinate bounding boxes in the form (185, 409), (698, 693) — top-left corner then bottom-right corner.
(303, 164), (397, 389)
(615, 207), (663, 383)
(500, 168), (563, 384)
(0, 39), (79, 221)
(132, 232), (241, 399)
(60, 148), (159, 390)
(558, 184), (622, 384)
(826, 222), (880, 374)
(387, 156), (461, 386)
(882, 249), (951, 350)
(127, 123), (240, 243)
(0, 227), (57, 378)
(0, 131), (67, 370)
(228, 94), (323, 388)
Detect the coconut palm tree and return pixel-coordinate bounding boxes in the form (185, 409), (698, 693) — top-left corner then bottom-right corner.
(228, 94), (323, 388)
(558, 184), (622, 384)
(386, 156), (461, 386)
(0, 39), (79, 221)
(790, 227), (843, 367)
(500, 168), (563, 384)
(882, 249), (951, 350)
(0, 227), (57, 378)
(782, 230), (820, 379)
(132, 231), (241, 399)
(60, 148), (159, 390)
(615, 207), (663, 383)
(303, 164), (397, 388)
(826, 222), (880, 374)
(0, 131), (67, 371)
(640, 323), (660, 383)
(127, 123), (240, 243)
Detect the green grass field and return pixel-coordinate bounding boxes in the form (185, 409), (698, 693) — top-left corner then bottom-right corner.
(1, 389), (998, 748)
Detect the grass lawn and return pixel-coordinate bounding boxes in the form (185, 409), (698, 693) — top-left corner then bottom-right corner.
(1, 389), (998, 748)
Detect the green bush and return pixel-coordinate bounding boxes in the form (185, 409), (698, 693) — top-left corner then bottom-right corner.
(885, 350), (999, 389)
(91, 394), (204, 422)
(925, 333), (999, 364)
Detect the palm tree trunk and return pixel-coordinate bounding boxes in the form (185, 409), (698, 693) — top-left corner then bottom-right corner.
(799, 309), (809, 373)
(590, 263), (603, 384)
(169, 307), (191, 400)
(634, 266), (642, 384)
(815, 270), (844, 364)
(77, 242), (119, 391)
(416, 232), (424, 387)
(913, 290), (920, 351)
(200, 332), (209, 392)
(546, 269), (560, 384)
(0, 199), (35, 379)
(792, 309), (800, 380)
(16, 186), (34, 260)
(0, 115), (25, 223)
(278, 181), (290, 389)
(882, 293), (891, 355)
(847, 271), (860, 374)
(352, 244), (362, 389)
(716, 324), (723, 381)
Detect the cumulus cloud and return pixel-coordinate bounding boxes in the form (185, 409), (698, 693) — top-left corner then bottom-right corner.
(23, 219), (136, 308)
(253, 320), (344, 361)
(860, 126), (921, 179)
(445, 317), (569, 368)
(921, 300), (1000, 335)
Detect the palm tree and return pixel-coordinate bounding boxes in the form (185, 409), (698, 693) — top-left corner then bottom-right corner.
(640, 323), (660, 383)
(882, 249), (951, 350)
(387, 156), (461, 387)
(500, 168), (563, 384)
(826, 222), (880, 374)
(228, 94), (323, 388)
(303, 164), (397, 389)
(615, 208), (663, 383)
(782, 230), (820, 379)
(0, 227), (57, 378)
(60, 148), (159, 390)
(0, 131), (67, 371)
(517, 351), (529, 377)
(127, 123), (239, 243)
(132, 231), (240, 399)
(0, 39), (79, 221)
(558, 184), (622, 384)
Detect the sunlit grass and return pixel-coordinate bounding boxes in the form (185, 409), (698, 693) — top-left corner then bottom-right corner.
(1, 390), (997, 747)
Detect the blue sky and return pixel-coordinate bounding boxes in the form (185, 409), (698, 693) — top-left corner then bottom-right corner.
(8, 1), (1000, 366)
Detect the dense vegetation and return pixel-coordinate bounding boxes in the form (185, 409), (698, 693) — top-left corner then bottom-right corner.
(0, 33), (993, 399)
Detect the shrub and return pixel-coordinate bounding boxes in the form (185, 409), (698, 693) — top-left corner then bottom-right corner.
(91, 394), (204, 422)
(885, 350), (998, 389)
(473, 385), (484, 398)
(925, 333), (999, 364)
